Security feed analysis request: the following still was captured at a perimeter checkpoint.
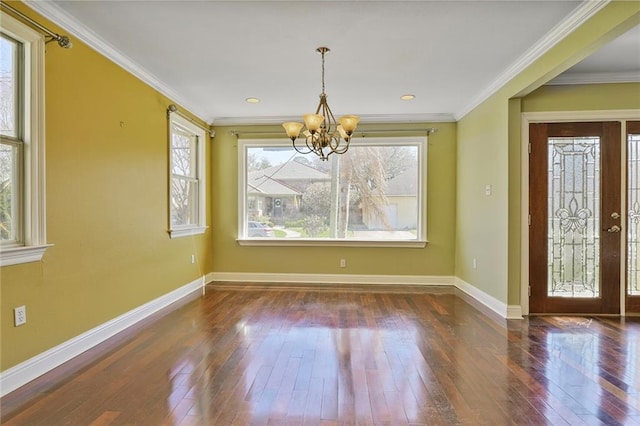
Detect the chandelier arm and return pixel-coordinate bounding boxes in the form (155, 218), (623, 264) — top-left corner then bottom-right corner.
(315, 97), (324, 115)
(322, 97), (337, 125)
(331, 142), (350, 155)
(291, 139), (314, 155)
(318, 95), (336, 136)
(322, 97), (339, 139)
(327, 135), (350, 154)
(305, 135), (320, 154)
(329, 135), (341, 151)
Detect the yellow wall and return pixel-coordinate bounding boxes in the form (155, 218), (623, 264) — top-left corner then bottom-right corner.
(211, 123), (457, 276)
(456, 2), (639, 306)
(0, 3), (212, 371)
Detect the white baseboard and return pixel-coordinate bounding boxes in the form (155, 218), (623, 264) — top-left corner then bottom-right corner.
(454, 277), (523, 319)
(506, 305), (524, 319)
(208, 272), (523, 319)
(0, 276), (205, 397)
(207, 272), (455, 286)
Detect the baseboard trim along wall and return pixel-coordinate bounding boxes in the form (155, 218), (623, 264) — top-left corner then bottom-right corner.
(0, 276), (205, 397)
(206, 272), (454, 286)
(207, 272), (523, 320)
(454, 277), (523, 320)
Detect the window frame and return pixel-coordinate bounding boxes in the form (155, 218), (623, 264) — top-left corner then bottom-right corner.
(0, 13), (50, 267)
(237, 136), (428, 248)
(168, 112), (206, 238)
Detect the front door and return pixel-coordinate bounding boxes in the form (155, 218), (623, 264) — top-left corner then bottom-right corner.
(529, 122), (621, 314)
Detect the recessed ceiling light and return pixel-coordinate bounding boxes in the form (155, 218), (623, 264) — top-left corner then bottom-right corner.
(400, 94), (415, 101)
(246, 97), (260, 104)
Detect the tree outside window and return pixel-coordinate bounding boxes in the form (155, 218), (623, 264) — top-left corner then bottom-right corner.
(241, 137), (425, 242)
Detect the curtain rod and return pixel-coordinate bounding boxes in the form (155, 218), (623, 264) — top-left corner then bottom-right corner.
(0, 1), (72, 48)
(230, 128), (438, 138)
(167, 104), (215, 137)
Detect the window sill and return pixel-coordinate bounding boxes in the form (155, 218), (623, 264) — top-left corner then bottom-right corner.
(237, 238), (428, 248)
(169, 226), (207, 239)
(0, 244), (53, 267)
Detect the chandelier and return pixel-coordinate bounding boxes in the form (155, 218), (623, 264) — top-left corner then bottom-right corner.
(282, 47), (360, 161)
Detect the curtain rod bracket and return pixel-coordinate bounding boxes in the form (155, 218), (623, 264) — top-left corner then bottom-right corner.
(1, 1), (72, 49)
(167, 104), (214, 137)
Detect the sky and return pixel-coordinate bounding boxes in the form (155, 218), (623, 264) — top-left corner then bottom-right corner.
(248, 146), (305, 166)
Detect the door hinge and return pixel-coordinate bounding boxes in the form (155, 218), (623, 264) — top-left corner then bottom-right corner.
(528, 142), (531, 154)
(528, 286), (531, 296)
(528, 214), (531, 226)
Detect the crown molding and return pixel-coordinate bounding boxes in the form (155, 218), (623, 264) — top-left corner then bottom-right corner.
(454, 0), (610, 120)
(546, 71), (640, 85)
(212, 113), (456, 127)
(23, 0), (211, 124)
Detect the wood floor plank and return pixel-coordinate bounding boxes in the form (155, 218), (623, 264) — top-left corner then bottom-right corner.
(2, 284), (640, 425)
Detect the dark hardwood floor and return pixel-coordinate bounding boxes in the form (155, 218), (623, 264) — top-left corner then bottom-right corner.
(1, 284), (639, 425)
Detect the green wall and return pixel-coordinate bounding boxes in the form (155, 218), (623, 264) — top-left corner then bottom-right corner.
(522, 83), (640, 112)
(0, 3), (213, 371)
(456, 96), (509, 302)
(211, 123), (457, 276)
(456, 2), (639, 306)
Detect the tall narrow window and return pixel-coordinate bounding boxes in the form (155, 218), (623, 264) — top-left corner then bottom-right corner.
(168, 113), (206, 238)
(0, 34), (21, 244)
(0, 13), (48, 267)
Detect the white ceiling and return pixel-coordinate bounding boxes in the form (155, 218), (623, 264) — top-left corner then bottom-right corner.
(549, 24), (640, 85)
(27, 1), (639, 124)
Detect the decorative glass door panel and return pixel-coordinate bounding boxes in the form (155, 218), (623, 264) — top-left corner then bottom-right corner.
(547, 137), (600, 298)
(530, 122), (621, 314)
(627, 121), (640, 313)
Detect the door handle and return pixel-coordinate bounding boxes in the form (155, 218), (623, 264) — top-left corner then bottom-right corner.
(611, 212), (621, 219)
(607, 225), (621, 233)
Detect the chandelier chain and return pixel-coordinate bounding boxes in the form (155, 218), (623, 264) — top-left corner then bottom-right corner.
(321, 49), (326, 95)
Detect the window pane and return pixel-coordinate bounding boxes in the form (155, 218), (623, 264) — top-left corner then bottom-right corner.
(171, 127), (196, 177)
(244, 142), (421, 240)
(0, 142), (18, 242)
(171, 176), (198, 227)
(0, 35), (18, 138)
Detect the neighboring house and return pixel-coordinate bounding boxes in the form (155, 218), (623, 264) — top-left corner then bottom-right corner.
(362, 167), (418, 230)
(247, 161), (330, 222)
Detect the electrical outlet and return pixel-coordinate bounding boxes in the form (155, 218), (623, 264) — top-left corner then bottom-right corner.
(14, 305), (26, 327)
(340, 259), (346, 268)
(473, 258), (477, 269)
(191, 254), (195, 264)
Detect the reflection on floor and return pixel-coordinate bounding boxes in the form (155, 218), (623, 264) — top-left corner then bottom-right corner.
(1, 284), (639, 425)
